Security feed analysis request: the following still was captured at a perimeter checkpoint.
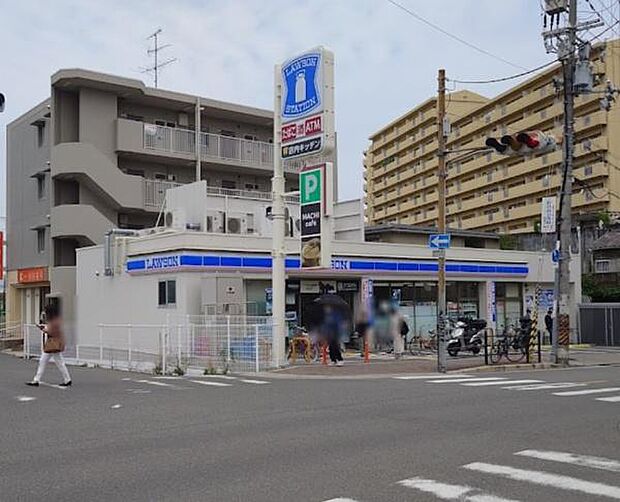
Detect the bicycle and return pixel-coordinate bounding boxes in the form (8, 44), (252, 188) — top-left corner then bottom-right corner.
(489, 325), (528, 364)
(286, 326), (317, 363)
(407, 330), (438, 355)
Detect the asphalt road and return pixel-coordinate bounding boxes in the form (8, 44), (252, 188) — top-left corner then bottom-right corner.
(1, 354), (619, 502)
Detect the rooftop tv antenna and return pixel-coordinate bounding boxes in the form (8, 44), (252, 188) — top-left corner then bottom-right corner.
(143, 28), (177, 88)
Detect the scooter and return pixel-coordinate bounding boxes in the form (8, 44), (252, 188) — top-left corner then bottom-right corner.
(446, 318), (486, 357)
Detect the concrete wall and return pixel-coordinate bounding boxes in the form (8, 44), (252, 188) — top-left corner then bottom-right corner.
(79, 88), (117, 163)
(6, 99), (52, 271)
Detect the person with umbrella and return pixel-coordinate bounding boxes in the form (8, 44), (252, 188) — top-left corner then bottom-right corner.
(314, 294), (350, 366)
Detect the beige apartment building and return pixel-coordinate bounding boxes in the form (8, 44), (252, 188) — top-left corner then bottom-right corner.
(365, 39), (620, 234)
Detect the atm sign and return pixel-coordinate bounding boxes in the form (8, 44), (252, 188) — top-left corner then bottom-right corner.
(281, 114), (322, 144)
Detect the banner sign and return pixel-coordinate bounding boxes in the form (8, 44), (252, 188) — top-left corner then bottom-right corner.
(541, 196), (556, 233)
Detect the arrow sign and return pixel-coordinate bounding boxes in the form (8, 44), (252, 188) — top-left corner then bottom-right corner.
(429, 233), (451, 249)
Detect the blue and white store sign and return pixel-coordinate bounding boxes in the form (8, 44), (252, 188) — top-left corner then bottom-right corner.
(127, 253), (529, 277)
(281, 51), (322, 120)
(279, 47), (335, 161)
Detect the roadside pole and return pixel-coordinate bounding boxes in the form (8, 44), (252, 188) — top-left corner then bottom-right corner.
(194, 97), (201, 182)
(436, 69), (447, 373)
(555, 0), (577, 366)
(271, 65), (286, 368)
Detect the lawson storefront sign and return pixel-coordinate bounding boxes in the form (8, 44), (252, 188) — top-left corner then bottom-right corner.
(126, 253), (529, 277)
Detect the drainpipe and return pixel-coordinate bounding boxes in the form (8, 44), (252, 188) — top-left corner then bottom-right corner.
(104, 229), (138, 276)
(195, 97), (201, 182)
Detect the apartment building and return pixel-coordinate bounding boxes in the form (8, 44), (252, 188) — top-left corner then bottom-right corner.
(6, 69), (299, 327)
(365, 39), (620, 235)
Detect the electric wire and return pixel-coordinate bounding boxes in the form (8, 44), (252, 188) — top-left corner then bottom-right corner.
(385, 0), (526, 70)
(447, 61), (557, 85)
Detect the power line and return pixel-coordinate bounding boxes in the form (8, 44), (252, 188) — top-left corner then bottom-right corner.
(447, 60), (557, 85)
(385, 0), (527, 70)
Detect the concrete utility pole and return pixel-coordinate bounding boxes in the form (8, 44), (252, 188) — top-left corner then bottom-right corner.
(195, 97), (201, 182)
(436, 68), (448, 373)
(271, 65), (287, 368)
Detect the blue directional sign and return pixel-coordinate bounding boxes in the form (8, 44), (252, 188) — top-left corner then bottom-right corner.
(551, 249), (560, 263)
(429, 233), (451, 249)
(281, 51), (322, 121)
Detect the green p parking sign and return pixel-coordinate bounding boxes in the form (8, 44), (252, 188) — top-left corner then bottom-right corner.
(300, 168), (322, 205)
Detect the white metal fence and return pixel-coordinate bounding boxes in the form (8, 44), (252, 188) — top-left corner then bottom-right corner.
(144, 179), (182, 210)
(0, 322), (23, 342)
(24, 319), (277, 374)
(143, 123), (274, 168)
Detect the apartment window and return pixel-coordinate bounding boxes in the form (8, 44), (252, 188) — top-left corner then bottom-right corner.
(36, 228), (45, 253)
(221, 180), (236, 189)
(158, 280), (177, 307)
(595, 260), (610, 273)
(37, 176), (45, 199)
(155, 120), (176, 128)
(584, 165), (593, 176)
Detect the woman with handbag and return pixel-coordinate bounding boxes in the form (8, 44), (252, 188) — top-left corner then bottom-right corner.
(26, 304), (72, 387)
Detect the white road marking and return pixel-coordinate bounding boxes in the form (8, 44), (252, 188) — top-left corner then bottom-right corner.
(39, 382), (67, 390)
(503, 382), (586, 391)
(398, 477), (519, 501)
(126, 389), (151, 394)
(110, 404), (122, 409)
(461, 379), (542, 387)
(193, 375), (238, 380)
(16, 396), (36, 402)
(427, 377), (506, 384)
(135, 379), (174, 387)
(189, 379), (232, 387)
(394, 374), (475, 380)
(515, 449), (620, 473)
(553, 387), (620, 396)
(240, 379), (269, 385)
(153, 376), (182, 380)
(322, 499), (360, 502)
(596, 395), (620, 402)
(463, 462), (620, 499)
(121, 377), (131, 381)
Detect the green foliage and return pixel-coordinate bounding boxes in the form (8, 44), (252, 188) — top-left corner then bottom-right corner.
(597, 210), (611, 228)
(173, 365), (185, 376)
(499, 234), (518, 250)
(153, 363), (163, 375)
(583, 274), (620, 302)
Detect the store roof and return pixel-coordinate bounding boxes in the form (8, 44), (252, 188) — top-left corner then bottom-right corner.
(592, 231), (620, 250)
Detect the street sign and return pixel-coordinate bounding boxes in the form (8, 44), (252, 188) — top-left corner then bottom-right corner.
(281, 52), (323, 120)
(300, 203), (321, 236)
(551, 249), (560, 263)
(281, 114), (322, 144)
(541, 196), (556, 233)
(429, 233), (451, 249)
(281, 136), (322, 159)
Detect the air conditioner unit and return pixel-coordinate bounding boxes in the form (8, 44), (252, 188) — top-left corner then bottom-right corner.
(164, 208), (186, 230)
(206, 210), (225, 233)
(227, 216), (243, 234)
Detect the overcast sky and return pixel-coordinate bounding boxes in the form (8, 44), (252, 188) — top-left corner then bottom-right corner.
(0, 1), (564, 212)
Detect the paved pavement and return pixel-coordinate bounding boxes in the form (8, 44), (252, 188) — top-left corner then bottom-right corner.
(1, 354), (619, 501)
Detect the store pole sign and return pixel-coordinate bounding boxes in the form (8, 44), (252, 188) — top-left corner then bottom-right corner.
(541, 196), (556, 233)
(486, 280), (496, 332)
(18, 267), (48, 284)
(300, 165), (326, 268)
(279, 47), (334, 161)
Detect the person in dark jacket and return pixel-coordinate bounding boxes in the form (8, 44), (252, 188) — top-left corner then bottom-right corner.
(323, 306), (344, 365)
(544, 308), (553, 345)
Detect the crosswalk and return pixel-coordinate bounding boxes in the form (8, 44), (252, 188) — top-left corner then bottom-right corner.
(323, 448), (620, 501)
(121, 374), (270, 391)
(392, 373), (620, 406)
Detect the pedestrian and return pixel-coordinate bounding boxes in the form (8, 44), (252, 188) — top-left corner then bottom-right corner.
(390, 307), (407, 359)
(544, 308), (553, 346)
(26, 304), (72, 387)
(355, 310), (371, 358)
(323, 305), (344, 366)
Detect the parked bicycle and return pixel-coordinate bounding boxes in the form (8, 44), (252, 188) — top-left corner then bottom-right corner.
(489, 324), (529, 363)
(407, 330), (438, 355)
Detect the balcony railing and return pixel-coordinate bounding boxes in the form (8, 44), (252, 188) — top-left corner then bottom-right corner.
(143, 123), (274, 168)
(143, 179), (299, 211)
(144, 179), (182, 210)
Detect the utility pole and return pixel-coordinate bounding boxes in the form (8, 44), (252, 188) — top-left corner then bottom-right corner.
(436, 68), (448, 373)
(542, 0), (602, 365)
(271, 65), (286, 368)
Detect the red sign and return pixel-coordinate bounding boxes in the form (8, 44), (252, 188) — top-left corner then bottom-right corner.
(17, 267), (48, 284)
(0, 232), (3, 281)
(281, 114), (323, 144)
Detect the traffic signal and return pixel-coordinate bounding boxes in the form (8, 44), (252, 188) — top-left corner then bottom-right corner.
(485, 130), (559, 156)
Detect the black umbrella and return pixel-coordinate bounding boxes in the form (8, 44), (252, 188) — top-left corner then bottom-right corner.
(314, 293), (351, 313)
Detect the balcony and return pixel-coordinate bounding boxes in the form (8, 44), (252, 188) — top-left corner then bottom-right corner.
(117, 119), (276, 172)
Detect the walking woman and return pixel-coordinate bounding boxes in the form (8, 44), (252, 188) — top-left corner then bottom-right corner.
(26, 304), (72, 387)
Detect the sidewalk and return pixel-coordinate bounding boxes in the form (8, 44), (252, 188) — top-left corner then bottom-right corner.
(272, 347), (620, 377)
